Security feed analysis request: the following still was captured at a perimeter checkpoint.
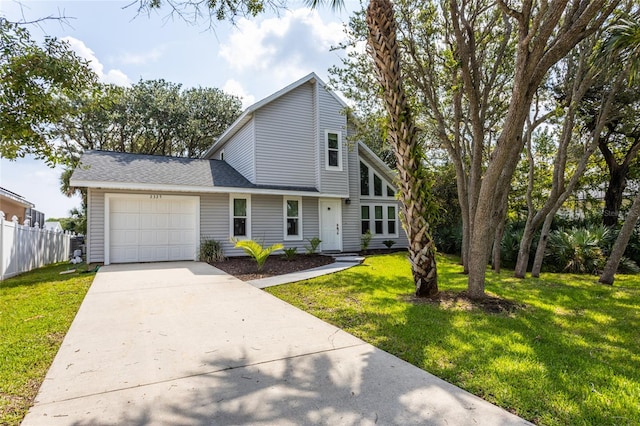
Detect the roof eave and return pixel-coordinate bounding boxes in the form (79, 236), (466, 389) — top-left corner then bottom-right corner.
(70, 179), (346, 198)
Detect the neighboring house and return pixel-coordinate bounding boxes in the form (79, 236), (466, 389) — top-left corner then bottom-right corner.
(44, 221), (64, 232)
(0, 187), (35, 224)
(70, 73), (407, 265)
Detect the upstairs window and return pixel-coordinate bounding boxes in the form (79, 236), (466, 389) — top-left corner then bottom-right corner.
(374, 174), (383, 196)
(325, 131), (342, 170)
(360, 162), (369, 196)
(284, 197), (302, 240)
(359, 158), (396, 198)
(387, 185), (395, 197)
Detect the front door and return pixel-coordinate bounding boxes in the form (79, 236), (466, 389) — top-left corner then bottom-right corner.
(319, 199), (342, 252)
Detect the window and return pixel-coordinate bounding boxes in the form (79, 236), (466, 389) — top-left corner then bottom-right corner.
(374, 174), (383, 196)
(387, 206), (396, 235)
(230, 195), (251, 239)
(374, 206), (384, 234)
(359, 158), (396, 198)
(325, 130), (342, 170)
(284, 197), (302, 240)
(220, 150), (225, 161)
(387, 185), (395, 197)
(360, 203), (398, 237)
(360, 162), (369, 196)
(361, 206), (370, 234)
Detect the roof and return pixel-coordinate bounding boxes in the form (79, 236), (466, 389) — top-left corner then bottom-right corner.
(70, 151), (319, 195)
(202, 72), (348, 159)
(0, 187), (35, 208)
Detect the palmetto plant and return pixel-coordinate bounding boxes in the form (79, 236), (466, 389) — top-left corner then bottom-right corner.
(234, 239), (284, 272)
(546, 227), (610, 274)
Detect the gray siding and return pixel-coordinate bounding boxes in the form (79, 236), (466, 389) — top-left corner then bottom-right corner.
(318, 85), (349, 195)
(254, 83), (316, 187)
(213, 120), (255, 183)
(87, 188), (105, 263)
(302, 197), (320, 245)
(199, 193), (234, 254)
(342, 141), (361, 252)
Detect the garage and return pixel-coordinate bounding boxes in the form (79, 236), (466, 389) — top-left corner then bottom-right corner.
(105, 194), (199, 264)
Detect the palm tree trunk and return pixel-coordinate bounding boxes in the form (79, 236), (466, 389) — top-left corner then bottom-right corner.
(366, 0), (438, 297)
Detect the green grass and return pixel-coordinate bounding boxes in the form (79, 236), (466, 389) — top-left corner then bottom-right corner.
(266, 253), (640, 425)
(0, 263), (95, 425)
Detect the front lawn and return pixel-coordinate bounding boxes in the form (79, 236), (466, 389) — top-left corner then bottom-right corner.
(0, 264), (94, 425)
(266, 253), (640, 425)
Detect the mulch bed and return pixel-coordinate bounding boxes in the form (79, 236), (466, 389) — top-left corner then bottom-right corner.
(211, 254), (335, 281)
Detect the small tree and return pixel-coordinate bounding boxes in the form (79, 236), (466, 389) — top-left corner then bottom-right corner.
(234, 240), (283, 271)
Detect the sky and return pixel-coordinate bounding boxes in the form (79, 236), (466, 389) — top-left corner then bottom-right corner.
(0, 0), (361, 218)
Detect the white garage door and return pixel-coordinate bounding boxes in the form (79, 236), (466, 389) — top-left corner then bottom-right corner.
(107, 195), (199, 264)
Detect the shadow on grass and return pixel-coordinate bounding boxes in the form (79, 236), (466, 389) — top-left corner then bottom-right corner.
(269, 253), (640, 425)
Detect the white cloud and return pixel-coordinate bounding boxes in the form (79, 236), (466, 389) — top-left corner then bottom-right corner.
(219, 8), (346, 84)
(116, 47), (164, 65)
(223, 79), (256, 109)
(62, 36), (131, 86)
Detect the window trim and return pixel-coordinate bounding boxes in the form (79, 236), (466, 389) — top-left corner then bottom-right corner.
(360, 202), (399, 238)
(283, 196), (303, 241)
(229, 193), (251, 240)
(325, 130), (343, 171)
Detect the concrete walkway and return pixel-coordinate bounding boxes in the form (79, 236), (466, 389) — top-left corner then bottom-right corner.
(247, 256), (364, 289)
(23, 262), (532, 425)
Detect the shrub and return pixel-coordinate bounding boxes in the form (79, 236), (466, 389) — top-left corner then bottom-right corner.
(617, 256), (640, 274)
(282, 247), (297, 261)
(234, 239), (284, 271)
(361, 230), (372, 252)
(433, 224), (463, 255)
(305, 237), (322, 254)
(383, 240), (396, 249)
(199, 238), (224, 263)
(545, 226), (610, 274)
(500, 226), (523, 268)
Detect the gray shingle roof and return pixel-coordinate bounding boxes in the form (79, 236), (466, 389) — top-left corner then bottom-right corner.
(70, 151), (318, 193)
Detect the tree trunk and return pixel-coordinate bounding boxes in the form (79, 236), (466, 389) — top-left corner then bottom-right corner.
(366, 0), (438, 297)
(603, 166), (627, 227)
(531, 213), (554, 278)
(514, 223), (536, 278)
(599, 190), (640, 285)
(492, 218), (506, 273)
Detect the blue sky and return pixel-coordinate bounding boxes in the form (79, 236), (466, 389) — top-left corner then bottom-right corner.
(0, 0), (360, 218)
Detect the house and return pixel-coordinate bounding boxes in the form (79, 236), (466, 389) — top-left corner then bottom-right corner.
(0, 187), (35, 225)
(70, 73), (407, 265)
(44, 221), (64, 232)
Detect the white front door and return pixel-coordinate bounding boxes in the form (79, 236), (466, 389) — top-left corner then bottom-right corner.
(319, 199), (342, 252)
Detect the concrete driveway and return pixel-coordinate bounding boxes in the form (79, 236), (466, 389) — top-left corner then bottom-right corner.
(23, 262), (531, 425)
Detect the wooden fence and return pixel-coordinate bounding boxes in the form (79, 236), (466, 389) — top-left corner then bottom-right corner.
(1, 213), (72, 281)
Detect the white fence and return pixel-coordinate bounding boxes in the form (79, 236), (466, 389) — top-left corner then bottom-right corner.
(1, 213), (72, 281)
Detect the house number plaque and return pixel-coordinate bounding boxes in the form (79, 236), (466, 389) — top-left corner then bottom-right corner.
(149, 194), (162, 199)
